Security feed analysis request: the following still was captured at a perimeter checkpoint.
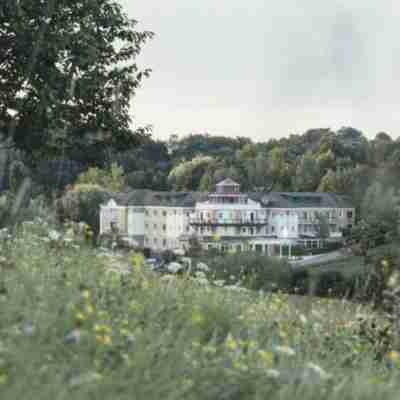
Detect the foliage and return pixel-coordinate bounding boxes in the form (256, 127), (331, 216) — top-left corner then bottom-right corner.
(76, 162), (126, 192)
(0, 0), (153, 160)
(56, 186), (110, 235)
(199, 252), (293, 292)
(168, 155), (215, 191)
(33, 159), (85, 196)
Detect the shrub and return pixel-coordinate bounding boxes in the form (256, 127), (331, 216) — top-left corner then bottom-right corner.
(289, 269), (310, 295)
(202, 252), (293, 292)
(315, 271), (346, 297)
(56, 187), (110, 236)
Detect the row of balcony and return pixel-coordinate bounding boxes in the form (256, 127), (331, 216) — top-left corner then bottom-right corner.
(189, 217), (268, 226)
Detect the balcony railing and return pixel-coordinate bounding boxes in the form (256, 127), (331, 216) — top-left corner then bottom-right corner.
(189, 217), (268, 226)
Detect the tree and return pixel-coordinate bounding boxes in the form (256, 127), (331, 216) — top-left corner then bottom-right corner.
(317, 168), (353, 193)
(267, 147), (292, 191)
(293, 151), (321, 192)
(0, 0), (153, 162)
(76, 162), (126, 192)
(314, 212), (330, 240)
(361, 182), (399, 236)
(168, 156), (216, 191)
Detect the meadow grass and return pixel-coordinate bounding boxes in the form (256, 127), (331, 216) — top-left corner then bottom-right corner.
(1, 219), (400, 399)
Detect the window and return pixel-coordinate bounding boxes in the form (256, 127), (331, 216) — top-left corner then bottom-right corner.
(249, 227), (254, 235)
(153, 210), (158, 216)
(153, 224), (157, 229)
(162, 224), (166, 232)
(145, 223), (149, 229)
(154, 238), (158, 244)
(347, 211), (353, 219)
(242, 228), (246, 234)
(163, 239), (167, 247)
(271, 226), (275, 233)
(162, 211), (167, 217)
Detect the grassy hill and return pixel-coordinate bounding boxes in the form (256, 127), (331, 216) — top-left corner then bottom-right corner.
(0, 220), (400, 399)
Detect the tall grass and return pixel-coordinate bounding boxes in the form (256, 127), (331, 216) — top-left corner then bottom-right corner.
(0, 219), (400, 399)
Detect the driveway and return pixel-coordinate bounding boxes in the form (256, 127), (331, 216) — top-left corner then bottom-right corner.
(289, 250), (350, 268)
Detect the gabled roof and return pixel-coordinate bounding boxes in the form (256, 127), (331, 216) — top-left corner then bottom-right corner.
(105, 189), (353, 209)
(250, 192), (353, 209)
(107, 190), (208, 207)
(216, 178), (240, 186)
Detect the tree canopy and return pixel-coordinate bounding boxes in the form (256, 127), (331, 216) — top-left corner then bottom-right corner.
(0, 0), (153, 161)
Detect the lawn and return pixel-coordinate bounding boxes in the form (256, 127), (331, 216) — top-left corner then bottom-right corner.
(1, 219), (400, 399)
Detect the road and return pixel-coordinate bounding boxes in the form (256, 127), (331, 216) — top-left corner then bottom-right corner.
(289, 250), (350, 268)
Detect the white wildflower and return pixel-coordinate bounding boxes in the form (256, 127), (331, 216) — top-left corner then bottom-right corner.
(48, 230), (61, 241)
(299, 314), (308, 325)
(306, 362), (332, 380)
(192, 277), (209, 286)
(22, 322), (35, 336)
(266, 369), (281, 379)
(64, 329), (82, 344)
(213, 279), (225, 287)
(68, 371), (102, 387)
(166, 262), (183, 274)
(195, 270), (206, 279)
(196, 262), (209, 272)
(273, 345), (296, 357)
(388, 272), (400, 288)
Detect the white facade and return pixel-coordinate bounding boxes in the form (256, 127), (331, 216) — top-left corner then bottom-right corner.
(99, 181), (355, 256)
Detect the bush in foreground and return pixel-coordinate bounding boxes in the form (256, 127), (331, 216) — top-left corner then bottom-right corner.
(199, 252), (293, 292)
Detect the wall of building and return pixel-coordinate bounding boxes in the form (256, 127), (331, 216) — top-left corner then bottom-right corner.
(100, 198), (356, 254)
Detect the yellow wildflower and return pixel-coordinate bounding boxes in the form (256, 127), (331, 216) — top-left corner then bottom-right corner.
(387, 350), (400, 365)
(191, 308), (205, 326)
(225, 333), (238, 352)
(257, 350), (274, 367)
(233, 360), (248, 372)
(81, 290), (91, 300)
(94, 324), (112, 335)
(96, 334), (112, 346)
(120, 328), (131, 337)
(75, 312), (86, 322)
(84, 304), (95, 315)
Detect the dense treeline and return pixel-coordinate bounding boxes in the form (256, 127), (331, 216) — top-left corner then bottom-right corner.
(1, 127), (400, 207)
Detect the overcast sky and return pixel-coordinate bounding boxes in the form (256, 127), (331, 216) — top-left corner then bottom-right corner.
(119, 0), (400, 141)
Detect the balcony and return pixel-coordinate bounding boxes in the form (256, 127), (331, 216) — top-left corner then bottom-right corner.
(189, 217), (268, 226)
